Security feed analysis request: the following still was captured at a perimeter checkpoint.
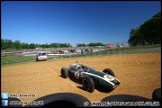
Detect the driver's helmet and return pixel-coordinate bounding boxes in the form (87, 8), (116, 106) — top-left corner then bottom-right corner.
(76, 60), (80, 64)
(76, 64), (82, 70)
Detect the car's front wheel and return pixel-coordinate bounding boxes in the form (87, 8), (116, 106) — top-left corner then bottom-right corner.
(82, 76), (95, 93)
(36, 58), (39, 61)
(61, 68), (68, 78)
(103, 68), (115, 77)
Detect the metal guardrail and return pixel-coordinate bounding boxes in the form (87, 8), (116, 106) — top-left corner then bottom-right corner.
(1, 47), (161, 65)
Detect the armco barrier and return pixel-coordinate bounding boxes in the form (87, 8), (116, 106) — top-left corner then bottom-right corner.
(1, 47), (160, 65)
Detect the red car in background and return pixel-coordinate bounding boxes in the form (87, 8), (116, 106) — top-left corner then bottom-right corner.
(107, 44), (115, 48)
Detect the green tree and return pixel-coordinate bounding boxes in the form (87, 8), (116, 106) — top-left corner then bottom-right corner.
(50, 43), (58, 48)
(29, 43), (36, 49)
(1, 39), (5, 49)
(35, 44), (40, 48)
(2, 39), (9, 49)
(128, 12), (161, 46)
(40, 44), (46, 48)
(7, 40), (13, 49)
(77, 43), (86, 47)
(21, 43), (26, 49)
(87, 42), (104, 47)
(44, 43), (49, 48)
(13, 40), (21, 49)
(140, 12), (161, 44)
(128, 28), (144, 46)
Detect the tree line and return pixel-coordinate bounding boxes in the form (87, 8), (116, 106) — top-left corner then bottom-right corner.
(77, 42), (105, 47)
(1, 39), (106, 50)
(128, 12), (161, 46)
(1, 39), (73, 50)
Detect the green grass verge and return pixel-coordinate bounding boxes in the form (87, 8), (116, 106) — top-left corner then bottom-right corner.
(1, 46), (161, 67)
(1, 56), (35, 63)
(100, 44), (161, 52)
(1, 55), (56, 67)
(1, 55), (56, 63)
(1, 60), (37, 67)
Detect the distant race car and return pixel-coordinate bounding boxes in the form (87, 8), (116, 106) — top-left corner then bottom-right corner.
(36, 52), (48, 61)
(60, 60), (120, 92)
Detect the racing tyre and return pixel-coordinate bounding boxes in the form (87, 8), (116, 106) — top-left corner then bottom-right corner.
(152, 88), (161, 102)
(82, 76), (95, 93)
(68, 71), (73, 78)
(61, 68), (68, 78)
(36, 58), (38, 61)
(103, 68), (115, 77)
(24, 93), (91, 107)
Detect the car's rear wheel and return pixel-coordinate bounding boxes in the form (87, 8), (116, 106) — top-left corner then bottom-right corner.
(103, 68), (115, 77)
(61, 68), (68, 78)
(82, 76), (95, 93)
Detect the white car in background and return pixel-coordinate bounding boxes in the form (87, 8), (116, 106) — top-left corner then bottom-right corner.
(116, 44), (123, 48)
(36, 52), (48, 61)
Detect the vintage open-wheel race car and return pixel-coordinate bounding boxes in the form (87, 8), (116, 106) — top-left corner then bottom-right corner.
(60, 60), (120, 92)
